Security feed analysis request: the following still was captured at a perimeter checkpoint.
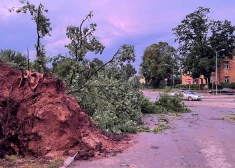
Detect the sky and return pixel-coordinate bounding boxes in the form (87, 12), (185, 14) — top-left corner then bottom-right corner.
(1, 0), (235, 70)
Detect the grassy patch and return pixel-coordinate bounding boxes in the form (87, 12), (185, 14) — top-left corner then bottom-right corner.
(153, 125), (170, 133)
(158, 116), (169, 123)
(47, 159), (64, 168)
(137, 124), (170, 133)
(0, 156), (64, 168)
(169, 113), (182, 117)
(137, 125), (151, 132)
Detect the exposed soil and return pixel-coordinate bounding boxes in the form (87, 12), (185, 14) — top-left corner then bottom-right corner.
(0, 61), (126, 160)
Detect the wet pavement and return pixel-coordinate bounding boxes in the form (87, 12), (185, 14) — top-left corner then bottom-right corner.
(70, 92), (235, 168)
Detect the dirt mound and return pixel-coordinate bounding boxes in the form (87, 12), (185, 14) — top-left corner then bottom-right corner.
(0, 62), (125, 159)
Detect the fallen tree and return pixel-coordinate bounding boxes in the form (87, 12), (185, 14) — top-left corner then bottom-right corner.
(0, 61), (125, 159)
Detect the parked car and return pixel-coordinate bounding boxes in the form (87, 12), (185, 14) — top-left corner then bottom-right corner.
(169, 90), (203, 101)
(208, 88), (234, 95)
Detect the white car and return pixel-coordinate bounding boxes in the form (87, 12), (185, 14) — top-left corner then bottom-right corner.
(169, 90), (203, 101)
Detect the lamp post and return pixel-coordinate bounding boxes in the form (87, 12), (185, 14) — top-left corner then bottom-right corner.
(207, 45), (225, 95)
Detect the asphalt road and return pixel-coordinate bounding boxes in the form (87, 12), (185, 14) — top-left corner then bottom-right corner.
(70, 92), (235, 168)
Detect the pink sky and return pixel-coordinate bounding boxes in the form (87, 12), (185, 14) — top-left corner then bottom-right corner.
(1, 0), (235, 68)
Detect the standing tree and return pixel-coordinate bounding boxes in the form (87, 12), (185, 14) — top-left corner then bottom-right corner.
(10, 1), (52, 72)
(121, 63), (137, 80)
(140, 42), (178, 88)
(173, 7), (235, 80)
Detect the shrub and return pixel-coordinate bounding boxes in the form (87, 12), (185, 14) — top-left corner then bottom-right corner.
(220, 82), (230, 88)
(230, 82), (235, 89)
(139, 94), (160, 114)
(155, 93), (190, 113)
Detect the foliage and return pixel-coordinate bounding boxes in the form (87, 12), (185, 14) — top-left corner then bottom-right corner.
(137, 124), (170, 133)
(71, 76), (142, 134)
(155, 93), (191, 113)
(173, 7), (235, 79)
(153, 124), (170, 133)
(137, 125), (151, 132)
(0, 156), (64, 168)
(121, 63), (137, 80)
(140, 42), (179, 88)
(0, 49), (27, 69)
(65, 11), (105, 62)
(220, 82), (235, 89)
(139, 94), (161, 114)
(50, 12), (139, 134)
(230, 82), (235, 89)
(10, 0), (52, 72)
(138, 90), (190, 114)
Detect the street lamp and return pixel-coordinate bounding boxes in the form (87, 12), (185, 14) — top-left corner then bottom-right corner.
(207, 45), (225, 95)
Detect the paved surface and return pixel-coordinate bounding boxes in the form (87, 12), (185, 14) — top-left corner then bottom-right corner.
(70, 92), (235, 168)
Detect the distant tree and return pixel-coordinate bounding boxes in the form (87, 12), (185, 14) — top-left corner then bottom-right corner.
(173, 7), (235, 79)
(0, 49), (27, 69)
(121, 63), (137, 80)
(140, 42), (178, 88)
(10, 1), (52, 72)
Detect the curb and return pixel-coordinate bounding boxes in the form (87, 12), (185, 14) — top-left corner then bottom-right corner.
(202, 96), (235, 99)
(60, 152), (78, 168)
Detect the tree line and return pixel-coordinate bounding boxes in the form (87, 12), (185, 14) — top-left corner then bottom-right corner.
(141, 7), (235, 88)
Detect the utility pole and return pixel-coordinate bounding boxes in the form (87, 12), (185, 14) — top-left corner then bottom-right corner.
(208, 45), (225, 95)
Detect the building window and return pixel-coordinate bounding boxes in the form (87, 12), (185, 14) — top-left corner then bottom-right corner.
(224, 62), (229, 70)
(225, 76), (230, 83)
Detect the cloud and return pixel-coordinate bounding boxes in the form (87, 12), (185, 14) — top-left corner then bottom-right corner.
(2, 0), (235, 71)
(45, 38), (70, 56)
(0, 0), (21, 21)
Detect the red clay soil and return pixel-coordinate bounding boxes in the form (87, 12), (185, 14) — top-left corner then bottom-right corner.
(0, 62), (127, 160)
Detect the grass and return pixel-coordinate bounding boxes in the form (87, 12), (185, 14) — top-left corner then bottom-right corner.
(137, 124), (170, 134)
(47, 159), (64, 168)
(5, 155), (17, 162)
(0, 156), (64, 168)
(153, 125), (170, 133)
(137, 125), (151, 132)
(158, 116), (169, 123)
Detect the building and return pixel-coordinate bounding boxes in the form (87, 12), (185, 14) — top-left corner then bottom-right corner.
(216, 56), (235, 83)
(182, 56), (235, 85)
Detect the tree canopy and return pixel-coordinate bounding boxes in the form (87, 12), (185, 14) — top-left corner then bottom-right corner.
(0, 49), (27, 69)
(173, 7), (235, 79)
(140, 42), (178, 88)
